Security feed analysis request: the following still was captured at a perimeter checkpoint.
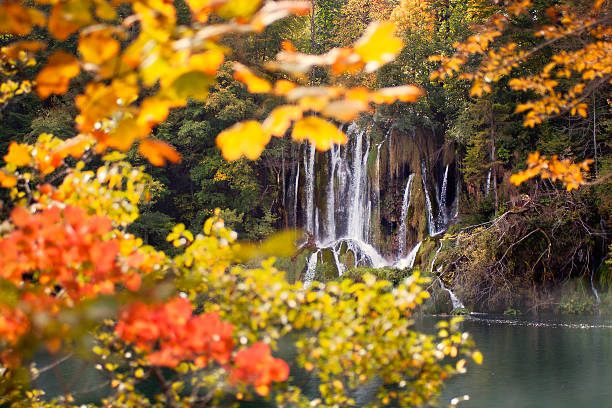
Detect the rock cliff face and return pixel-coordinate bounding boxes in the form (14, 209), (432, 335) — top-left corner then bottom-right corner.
(283, 118), (459, 277)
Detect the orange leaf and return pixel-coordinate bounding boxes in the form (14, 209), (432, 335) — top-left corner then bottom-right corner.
(216, 121), (271, 161)
(292, 116), (347, 151)
(0, 2), (45, 35)
(79, 28), (120, 65)
(0, 171), (17, 188)
(274, 79), (297, 96)
(345, 87), (371, 102)
(233, 63), (272, 93)
(4, 142), (31, 167)
(36, 51), (80, 99)
(103, 118), (142, 151)
(1, 41), (46, 61)
(53, 135), (92, 159)
(263, 105), (303, 137)
(138, 97), (172, 132)
(139, 139), (181, 166)
(370, 85), (424, 104)
(48, 1), (92, 40)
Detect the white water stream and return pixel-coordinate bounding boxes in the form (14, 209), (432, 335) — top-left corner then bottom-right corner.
(397, 174), (415, 256)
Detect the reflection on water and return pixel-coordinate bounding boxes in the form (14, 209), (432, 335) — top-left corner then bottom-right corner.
(435, 314), (612, 408)
(35, 314), (612, 407)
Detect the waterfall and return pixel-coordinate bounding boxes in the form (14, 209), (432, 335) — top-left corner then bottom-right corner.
(394, 241), (422, 269)
(439, 165), (449, 223)
(332, 248), (346, 277)
(430, 241), (443, 273)
(347, 126), (363, 239)
(325, 144), (340, 243)
(347, 127), (371, 240)
(436, 276), (465, 310)
(421, 161), (437, 237)
(288, 120), (460, 282)
(451, 182), (460, 219)
(485, 168), (491, 195)
(293, 159), (300, 226)
(304, 142), (316, 235)
(397, 174), (415, 256)
(591, 263), (600, 305)
(303, 251), (319, 289)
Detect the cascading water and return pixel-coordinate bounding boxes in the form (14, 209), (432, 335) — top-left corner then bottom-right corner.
(421, 161), (437, 237)
(347, 127), (370, 240)
(293, 160), (299, 227)
(287, 121), (460, 278)
(303, 251), (319, 289)
(436, 275), (465, 310)
(397, 174), (415, 256)
(430, 241), (443, 273)
(304, 143), (316, 235)
(394, 241), (422, 270)
(325, 144), (341, 243)
(439, 165), (449, 224)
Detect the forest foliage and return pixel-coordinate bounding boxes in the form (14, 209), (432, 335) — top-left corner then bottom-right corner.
(0, 0), (487, 407)
(0, 0), (609, 406)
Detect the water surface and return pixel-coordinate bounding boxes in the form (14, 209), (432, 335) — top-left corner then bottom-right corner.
(436, 314), (612, 408)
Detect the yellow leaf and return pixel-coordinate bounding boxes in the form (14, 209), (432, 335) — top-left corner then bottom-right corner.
(216, 121), (271, 161)
(4, 142), (31, 167)
(233, 63), (271, 93)
(79, 28), (120, 65)
(353, 22), (403, 72)
(36, 51), (80, 99)
(94, 0), (117, 20)
(216, 0), (262, 20)
(262, 105), (303, 137)
(292, 116), (347, 151)
(473, 351), (483, 365)
(139, 139), (182, 166)
(189, 50), (225, 76)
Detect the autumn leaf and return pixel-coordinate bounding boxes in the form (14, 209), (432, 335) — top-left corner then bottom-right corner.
(354, 22), (403, 72)
(233, 63), (272, 93)
(1, 41), (46, 61)
(79, 28), (120, 65)
(36, 51), (80, 99)
(139, 139), (182, 166)
(48, 0), (93, 40)
(168, 71), (215, 102)
(371, 85), (424, 104)
(0, 171), (17, 188)
(216, 0), (262, 21)
(138, 97), (172, 132)
(189, 50), (225, 75)
(273, 79), (297, 95)
(292, 116), (347, 151)
(216, 121), (271, 160)
(322, 99), (369, 122)
(53, 135), (93, 160)
(0, 2), (45, 36)
(104, 118), (142, 151)
(4, 142), (31, 168)
(263, 105), (303, 137)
